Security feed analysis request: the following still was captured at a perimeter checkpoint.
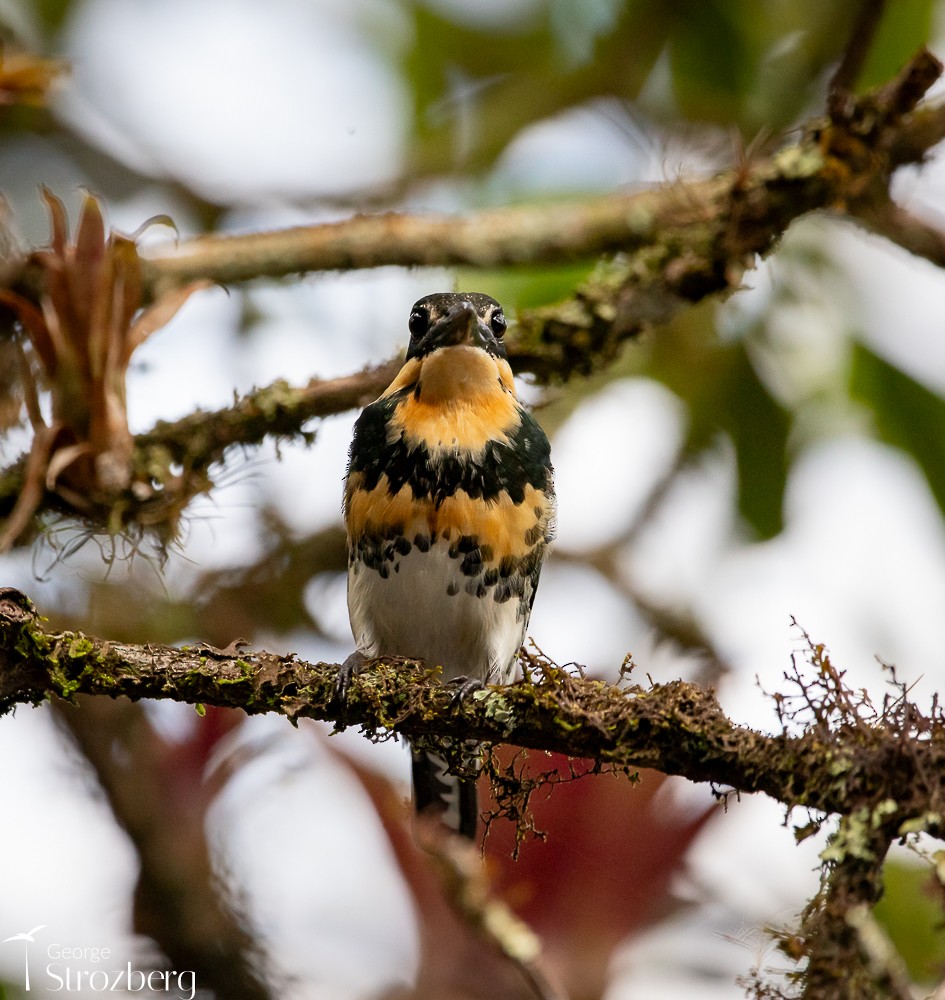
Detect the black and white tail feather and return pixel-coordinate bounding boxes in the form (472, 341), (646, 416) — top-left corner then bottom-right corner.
(412, 745), (480, 839)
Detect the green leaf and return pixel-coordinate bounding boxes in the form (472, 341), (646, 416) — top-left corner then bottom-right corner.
(873, 858), (945, 985)
(668, 0), (758, 124)
(857, 0), (935, 92)
(718, 342), (790, 539)
(850, 344), (945, 521)
(646, 305), (789, 539)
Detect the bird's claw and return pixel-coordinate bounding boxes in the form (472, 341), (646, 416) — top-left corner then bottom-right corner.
(446, 675), (484, 712)
(333, 650), (367, 722)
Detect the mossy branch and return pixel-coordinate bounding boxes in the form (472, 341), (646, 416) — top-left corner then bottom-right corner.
(135, 51), (944, 298)
(3, 588), (945, 832)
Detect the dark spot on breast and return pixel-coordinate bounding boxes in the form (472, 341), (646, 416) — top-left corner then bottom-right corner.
(524, 524), (544, 546)
(461, 550), (483, 576)
(394, 535), (411, 556)
(414, 533), (430, 552)
(499, 555), (517, 578)
(447, 581), (459, 596)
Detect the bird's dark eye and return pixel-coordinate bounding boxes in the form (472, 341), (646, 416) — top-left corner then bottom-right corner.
(490, 310), (507, 337)
(408, 307), (429, 337)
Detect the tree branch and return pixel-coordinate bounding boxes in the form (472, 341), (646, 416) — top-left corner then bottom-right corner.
(848, 197), (945, 268)
(137, 53), (940, 297)
(799, 816), (901, 1000)
(827, 0), (888, 118)
(3, 588), (945, 832)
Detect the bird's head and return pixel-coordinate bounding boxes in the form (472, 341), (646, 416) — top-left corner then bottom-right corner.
(405, 292), (508, 361)
(379, 291), (516, 410)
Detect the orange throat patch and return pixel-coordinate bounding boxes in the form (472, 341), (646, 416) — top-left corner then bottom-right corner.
(387, 346), (519, 456)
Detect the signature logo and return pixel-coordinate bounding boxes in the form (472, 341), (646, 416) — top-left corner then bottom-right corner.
(2, 926), (47, 991)
(2, 927), (196, 998)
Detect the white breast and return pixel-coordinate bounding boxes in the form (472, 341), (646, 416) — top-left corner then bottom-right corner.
(347, 542), (528, 684)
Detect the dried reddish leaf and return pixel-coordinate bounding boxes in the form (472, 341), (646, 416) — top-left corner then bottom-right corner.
(325, 737), (713, 1000)
(484, 752), (715, 999)
(0, 424), (56, 550)
(126, 278), (209, 361)
(0, 289), (55, 372)
(0, 190), (205, 549)
(0, 340), (23, 431)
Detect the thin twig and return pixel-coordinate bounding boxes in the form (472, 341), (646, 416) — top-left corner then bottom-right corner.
(828, 0), (889, 118)
(848, 197), (945, 268)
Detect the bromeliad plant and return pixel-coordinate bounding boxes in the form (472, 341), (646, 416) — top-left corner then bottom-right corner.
(0, 189), (206, 550)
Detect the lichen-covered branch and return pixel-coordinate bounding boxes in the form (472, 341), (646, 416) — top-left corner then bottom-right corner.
(796, 813), (906, 1000)
(137, 51), (941, 300)
(136, 360), (402, 464)
(0, 360), (402, 537)
(3, 588), (945, 837)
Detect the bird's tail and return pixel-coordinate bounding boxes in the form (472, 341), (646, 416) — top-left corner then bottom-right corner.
(411, 743), (480, 839)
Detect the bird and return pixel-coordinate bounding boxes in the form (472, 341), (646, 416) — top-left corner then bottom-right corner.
(340, 291), (555, 839)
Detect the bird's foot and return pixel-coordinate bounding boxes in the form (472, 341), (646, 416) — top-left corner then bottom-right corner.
(333, 650), (367, 721)
(446, 675), (484, 712)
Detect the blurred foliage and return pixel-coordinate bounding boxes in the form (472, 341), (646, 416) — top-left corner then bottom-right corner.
(859, 0), (936, 90)
(456, 262), (594, 312)
(850, 343), (945, 524)
(645, 301), (791, 538)
(341, 740), (713, 1000)
(402, 0), (933, 176)
(873, 856), (945, 985)
(0, 46), (63, 108)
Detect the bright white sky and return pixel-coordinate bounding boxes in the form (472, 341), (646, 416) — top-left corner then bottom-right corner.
(2, 0), (945, 997)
